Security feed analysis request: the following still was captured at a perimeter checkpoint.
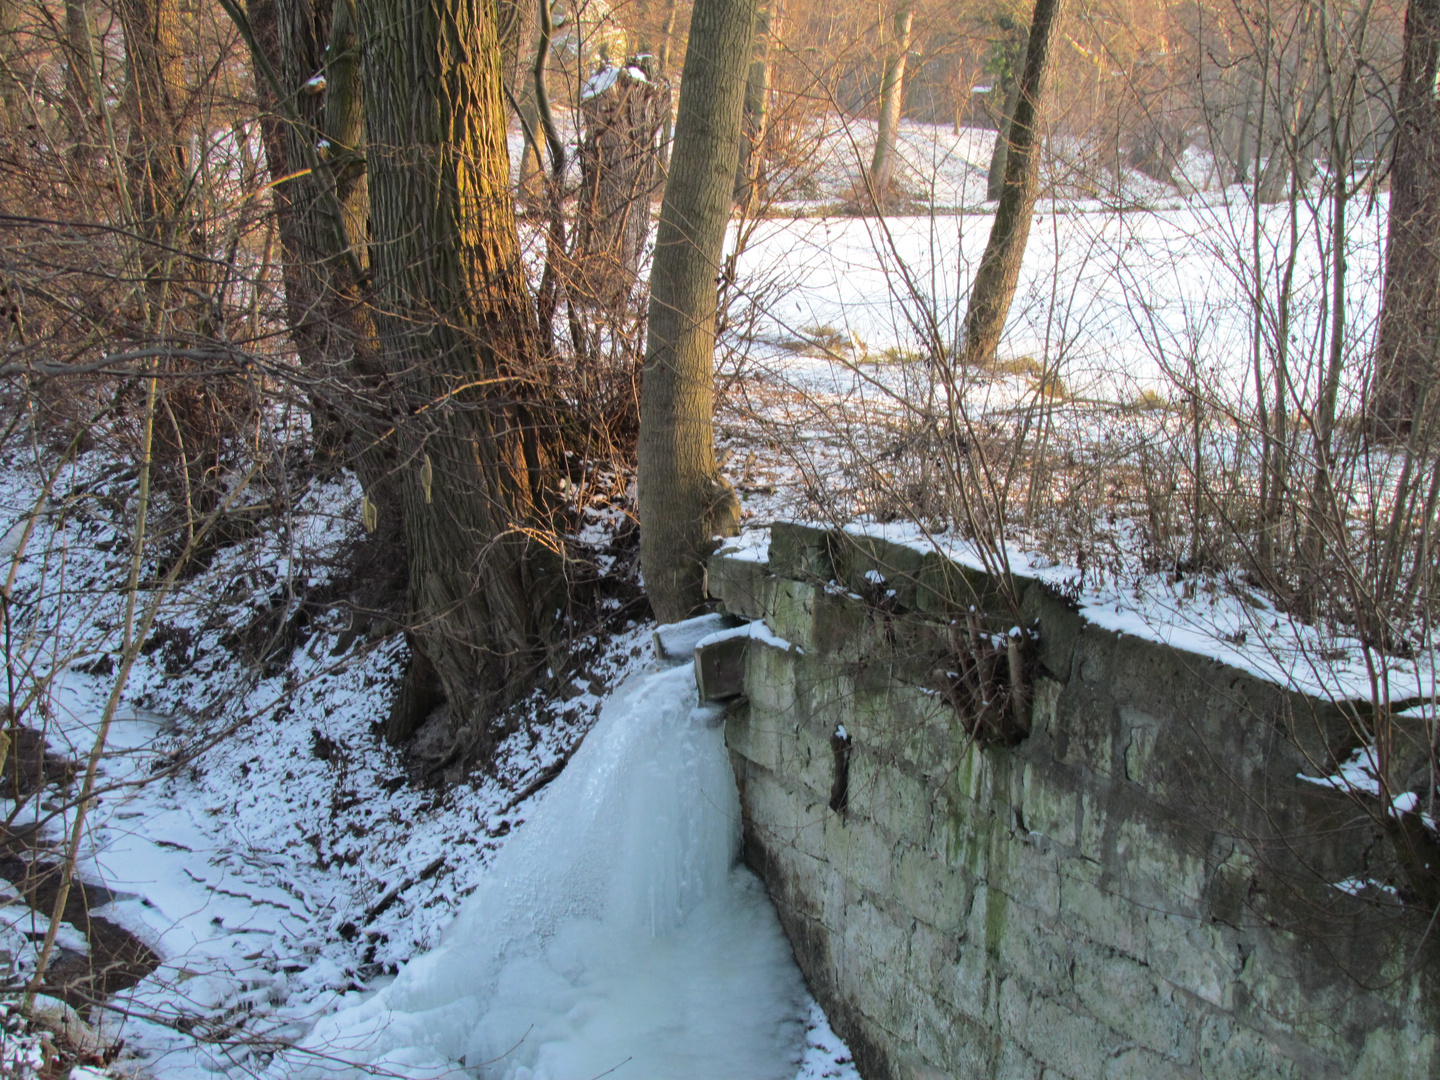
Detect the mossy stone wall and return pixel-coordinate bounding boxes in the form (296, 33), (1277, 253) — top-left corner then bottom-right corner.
(706, 524), (1438, 1080)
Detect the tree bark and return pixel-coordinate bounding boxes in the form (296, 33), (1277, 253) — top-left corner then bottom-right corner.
(1375, 0), (1440, 435)
(962, 0), (1064, 367)
(638, 0), (752, 623)
(655, 0), (679, 173)
(985, 77), (1020, 201)
(358, 0), (566, 746)
(866, 0), (913, 205)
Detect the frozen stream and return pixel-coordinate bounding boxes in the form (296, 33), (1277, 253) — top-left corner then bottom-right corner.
(281, 640), (811, 1079)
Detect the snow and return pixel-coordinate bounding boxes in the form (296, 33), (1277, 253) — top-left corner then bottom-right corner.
(715, 527), (771, 563)
(582, 67), (621, 100)
(275, 650), (808, 1079)
(0, 452), (852, 1078)
(1298, 743), (1438, 832)
(727, 195), (1384, 403)
(696, 618), (801, 655)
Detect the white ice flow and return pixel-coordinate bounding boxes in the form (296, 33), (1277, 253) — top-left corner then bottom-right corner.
(279, 649), (809, 1079)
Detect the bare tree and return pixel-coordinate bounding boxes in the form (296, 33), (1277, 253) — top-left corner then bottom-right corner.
(575, 58), (669, 310)
(639, 0), (754, 622)
(961, 0), (1064, 367)
(866, 0), (914, 204)
(734, 0), (780, 209)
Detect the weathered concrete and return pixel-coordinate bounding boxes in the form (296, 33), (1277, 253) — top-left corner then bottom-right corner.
(707, 525), (1440, 1080)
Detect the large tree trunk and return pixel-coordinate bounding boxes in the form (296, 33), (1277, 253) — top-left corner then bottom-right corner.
(247, 0), (394, 479)
(962, 0), (1064, 367)
(866, 0), (913, 205)
(638, 0), (753, 623)
(1374, 0), (1440, 435)
(359, 0), (566, 747)
(655, 0), (679, 174)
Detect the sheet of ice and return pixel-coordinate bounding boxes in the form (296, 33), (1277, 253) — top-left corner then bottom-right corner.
(278, 656), (808, 1079)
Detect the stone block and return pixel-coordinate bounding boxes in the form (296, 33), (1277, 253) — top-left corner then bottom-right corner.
(694, 630), (748, 701)
(765, 577), (869, 659)
(990, 899), (1071, 996)
(1102, 1045), (1177, 1080)
(1119, 708), (1161, 787)
(1354, 1024), (1438, 1080)
(1078, 791), (1106, 864)
(906, 917), (960, 987)
(825, 813), (896, 898)
(1000, 837), (1062, 921)
(1020, 581), (1085, 683)
(746, 641), (798, 713)
(1057, 875), (1145, 962)
(1052, 671), (1117, 777)
(915, 548), (1005, 616)
(1072, 942), (1195, 1063)
(1110, 817), (1206, 919)
(894, 845), (971, 933)
(769, 522), (836, 580)
(1006, 983), (1121, 1080)
(945, 930), (995, 1023)
(792, 718), (836, 802)
(832, 532), (928, 608)
(913, 985), (994, 1075)
(940, 791), (997, 878)
(1031, 675), (1064, 736)
(847, 753), (933, 849)
(1197, 1014), (1304, 1080)
(1022, 762), (1079, 847)
(1148, 915), (1238, 1011)
(706, 552), (774, 620)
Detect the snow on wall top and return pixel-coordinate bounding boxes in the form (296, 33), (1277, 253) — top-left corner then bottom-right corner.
(715, 522), (1437, 706)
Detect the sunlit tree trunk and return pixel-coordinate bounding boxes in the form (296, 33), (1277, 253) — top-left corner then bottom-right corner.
(962, 0), (1064, 367)
(639, 0), (753, 622)
(0, 0), (25, 138)
(359, 0), (567, 746)
(866, 0), (913, 205)
(1375, 0), (1440, 436)
(655, 0), (679, 173)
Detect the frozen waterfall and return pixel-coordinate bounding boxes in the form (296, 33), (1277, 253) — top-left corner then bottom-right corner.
(278, 643), (809, 1079)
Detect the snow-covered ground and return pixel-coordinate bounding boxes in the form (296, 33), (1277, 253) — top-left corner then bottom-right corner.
(0, 451), (859, 1079)
(724, 185), (1384, 406)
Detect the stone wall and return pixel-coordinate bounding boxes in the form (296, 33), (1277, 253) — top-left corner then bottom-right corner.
(701, 524), (1438, 1080)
